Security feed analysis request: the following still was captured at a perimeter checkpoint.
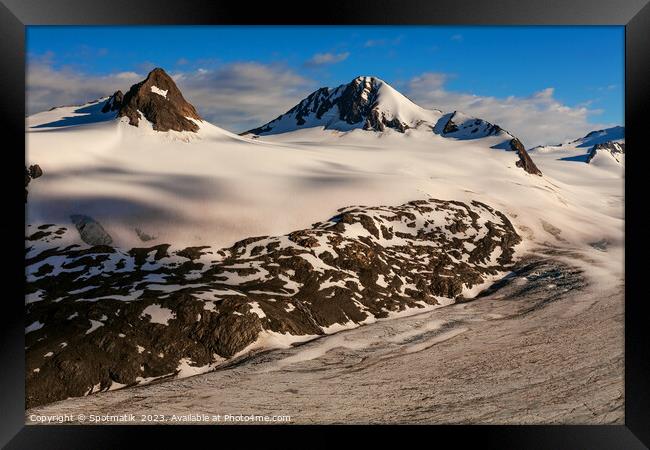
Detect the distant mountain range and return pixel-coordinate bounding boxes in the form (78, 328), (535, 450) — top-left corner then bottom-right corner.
(243, 75), (541, 175)
(32, 69), (545, 175)
(24, 68), (624, 408)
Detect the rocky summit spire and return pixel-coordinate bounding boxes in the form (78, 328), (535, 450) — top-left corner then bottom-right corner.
(116, 68), (202, 133)
(509, 138), (543, 176)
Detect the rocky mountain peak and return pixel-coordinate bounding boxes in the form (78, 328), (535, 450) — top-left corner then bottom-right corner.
(101, 90), (123, 113)
(441, 111), (505, 137)
(587, 140), (625, 164)
(570, 125), (624, 148)
(242, 75), (541, 175)
(116, 68), (202, 132)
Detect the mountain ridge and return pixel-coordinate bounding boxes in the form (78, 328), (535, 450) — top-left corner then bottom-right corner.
(244, 76), (541, 175)
(112, 68), (202, 133)
(245, 75), (443, 136)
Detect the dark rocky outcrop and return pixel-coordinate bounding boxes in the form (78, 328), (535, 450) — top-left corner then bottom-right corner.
(25, 164), (43, 202)
(438, 112), (541, 176)
(29, 165), (43, 179)
(570, 126), (625, 148)
(509, 138), (543, 176)
(101, 90), (123, 113)
(26, 198), (522, 408)
(117, 68), (202, 132)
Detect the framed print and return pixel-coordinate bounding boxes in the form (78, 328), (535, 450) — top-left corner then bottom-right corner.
(1, 0), (649, 447)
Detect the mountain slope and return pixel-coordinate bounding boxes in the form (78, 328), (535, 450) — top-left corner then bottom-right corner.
(569, 126), (624, 148)
(588, 141), (624, 165)
(528, 126), (625, 168)
(24, 69), (624, 408)
(244, 76), (541, 176)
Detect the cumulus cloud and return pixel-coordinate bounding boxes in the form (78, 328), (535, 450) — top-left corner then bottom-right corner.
(172, 62), (315, 132)
(407, 72), (612, 147)
(304, 52), (350, 67)
(27, 56), (316, 133)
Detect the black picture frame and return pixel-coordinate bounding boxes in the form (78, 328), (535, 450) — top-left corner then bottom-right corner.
(2, 0), (648, 447)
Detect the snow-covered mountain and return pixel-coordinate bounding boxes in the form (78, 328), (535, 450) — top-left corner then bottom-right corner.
(28, 67), (241, 140)
(24, 68), (624, 408)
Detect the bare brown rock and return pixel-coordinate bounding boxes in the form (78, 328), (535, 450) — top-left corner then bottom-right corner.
(25, 198), (522, 408)
(117, 68), (202, 132)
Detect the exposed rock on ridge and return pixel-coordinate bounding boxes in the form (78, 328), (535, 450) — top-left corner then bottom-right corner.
(25, 164), (43, 202)
(246, 76), (413, 135)
(101, 90), (123, 113)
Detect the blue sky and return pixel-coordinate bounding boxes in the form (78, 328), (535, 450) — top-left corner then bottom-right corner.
(26, 26), (624, 146)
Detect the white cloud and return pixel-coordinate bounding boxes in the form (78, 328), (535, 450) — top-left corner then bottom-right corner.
(27, 56), (316, 133)
(305, 52), (350, 66)
(407, 72), (613, 147)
